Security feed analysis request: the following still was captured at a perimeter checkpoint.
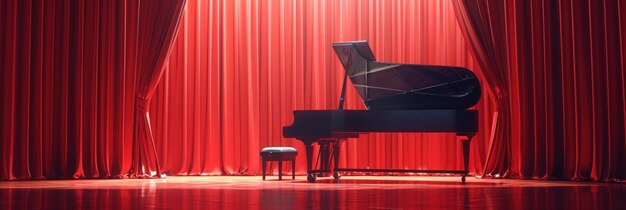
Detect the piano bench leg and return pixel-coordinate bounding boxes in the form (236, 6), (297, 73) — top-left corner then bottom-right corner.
(262, 160), (266, 181)
(262, 158), (296, 181)
(278, 160), (283, 180)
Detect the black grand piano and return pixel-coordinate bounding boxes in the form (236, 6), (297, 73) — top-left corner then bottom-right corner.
(283, 41), (481, 183)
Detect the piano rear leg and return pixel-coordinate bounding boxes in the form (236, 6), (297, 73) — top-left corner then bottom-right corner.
(305, 142), (316, 183)
(461, 135), (473, 183)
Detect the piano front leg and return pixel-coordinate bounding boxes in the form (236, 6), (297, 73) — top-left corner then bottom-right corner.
(303, 139), (316, 183)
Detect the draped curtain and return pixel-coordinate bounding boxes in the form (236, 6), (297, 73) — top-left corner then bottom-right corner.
(453, 0), (626, 181)
(451, 0), (513, 178)
(152, 0), (492, 176)
(127, 0), (186, 178)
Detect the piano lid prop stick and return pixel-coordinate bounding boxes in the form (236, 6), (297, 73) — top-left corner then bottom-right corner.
(338, 66), (349, 110)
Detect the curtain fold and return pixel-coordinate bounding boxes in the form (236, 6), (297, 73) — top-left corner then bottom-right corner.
(453, 0), (626, 181)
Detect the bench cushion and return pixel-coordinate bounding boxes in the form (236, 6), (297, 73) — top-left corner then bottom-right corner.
(261, 147), (297, 154)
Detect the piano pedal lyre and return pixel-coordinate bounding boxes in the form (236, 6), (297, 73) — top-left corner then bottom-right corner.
(309, 138), (343, 182)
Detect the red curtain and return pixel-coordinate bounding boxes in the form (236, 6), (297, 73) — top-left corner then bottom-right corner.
(0, 0), (184, 180)
(152, 0), (493, 176)
(453, 0), (626, 181)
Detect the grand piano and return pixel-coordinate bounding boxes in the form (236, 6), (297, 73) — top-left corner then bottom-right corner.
(283, 41), (481, 183)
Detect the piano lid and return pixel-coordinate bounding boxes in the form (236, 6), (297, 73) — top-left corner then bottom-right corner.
(332, 41), (481, 110)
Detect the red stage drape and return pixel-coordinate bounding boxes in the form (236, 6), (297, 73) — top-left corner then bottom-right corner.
(0, 0), (185, 180)
(152, 0), (493, 176)
(453, 0), (626, 181)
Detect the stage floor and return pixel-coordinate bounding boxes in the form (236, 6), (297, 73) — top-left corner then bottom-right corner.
(1, 176), (625, 209)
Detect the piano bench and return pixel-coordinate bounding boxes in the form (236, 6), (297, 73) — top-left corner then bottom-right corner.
(260, 147), (297, 180)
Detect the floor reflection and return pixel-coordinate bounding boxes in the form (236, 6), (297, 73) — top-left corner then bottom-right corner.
(1, 176), (625, 209)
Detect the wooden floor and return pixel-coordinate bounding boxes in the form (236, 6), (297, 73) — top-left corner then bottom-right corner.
(1, 176), (625, 209)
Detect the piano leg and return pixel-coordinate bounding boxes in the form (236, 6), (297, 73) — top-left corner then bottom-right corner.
(333, 139), (341, 180)
(319, 141), (331, 177)
(305, 142), (316, 183)
(461, 136), (473, 183)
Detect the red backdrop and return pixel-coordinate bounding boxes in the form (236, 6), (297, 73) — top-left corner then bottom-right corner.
(151, 0), (491, 176)
(2, 0), (625, 181)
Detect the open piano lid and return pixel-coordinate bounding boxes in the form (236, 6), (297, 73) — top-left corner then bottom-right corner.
(332, 41), (481, 110)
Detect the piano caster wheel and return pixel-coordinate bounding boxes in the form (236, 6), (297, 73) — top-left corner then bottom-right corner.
(333, 172), (341, 180)
(461, 176), (466, 183)
(307, 174), (317, 183)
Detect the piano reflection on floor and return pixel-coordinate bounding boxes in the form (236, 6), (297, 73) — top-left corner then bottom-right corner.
(283, 41), (481, 183)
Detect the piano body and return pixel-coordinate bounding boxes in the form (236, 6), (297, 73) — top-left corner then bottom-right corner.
(283, 41), (481, 182)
